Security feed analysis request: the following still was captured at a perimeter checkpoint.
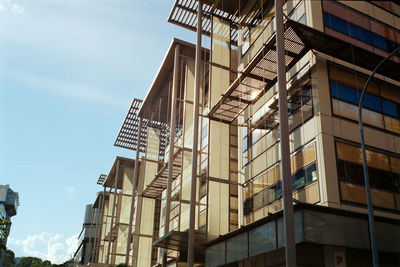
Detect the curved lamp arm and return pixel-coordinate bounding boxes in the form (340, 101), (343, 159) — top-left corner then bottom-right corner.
(358, 46), (400, 267)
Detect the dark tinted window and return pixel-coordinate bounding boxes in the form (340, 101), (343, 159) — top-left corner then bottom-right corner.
(244, 197), (253, 216)
(350, 24), (371, 44)
(382, 99), (398, 117)
(292, 169), (306, 190)
(345, 162), (365, 185)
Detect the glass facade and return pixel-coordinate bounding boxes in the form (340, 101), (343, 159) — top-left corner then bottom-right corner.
(336, 141), (400, 210)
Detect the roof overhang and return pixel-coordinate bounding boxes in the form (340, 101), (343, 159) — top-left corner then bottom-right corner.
(93, 191), (109, 208)
(138, 38), (206, 121)
(153, 230), (206, 252)
(103, 156), (136, 188)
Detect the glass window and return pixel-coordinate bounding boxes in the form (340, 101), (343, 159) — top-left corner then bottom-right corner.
(249, 221), (276, 257)
(369, 167), (396, 192)
(206, 242), (225, 267)
(243, 150), (249, 167)
(306, 163), (318, 183)
(226, 232), (248, 263)
(292, 169), (306, 190)
(349, 23), (371, 44)
(274, 181), (282, 200)
(298, 15), (306, 25)
(243, 136), (248, 152)
(357, 92), (382, 112)
(244, 197), (253, 216)
(330, 15), (349, 35)
(337, 83), (357, 104)
(253, 192), (264, 211)
(330, 81), (338, 98)
(382, 99), (398, 117)
(324, 12), (331, 28)
(345, 161), (365, 185)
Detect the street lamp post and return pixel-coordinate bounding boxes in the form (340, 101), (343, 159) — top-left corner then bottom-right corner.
(358, 46), (400, 267)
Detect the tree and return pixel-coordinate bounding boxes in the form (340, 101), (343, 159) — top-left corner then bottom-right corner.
(18, 257), (43, 267)
(3, 249), (15, 267)
(0, 216), (11, 250)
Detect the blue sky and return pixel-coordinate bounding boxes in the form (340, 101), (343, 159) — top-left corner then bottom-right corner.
(0, 0), (195, 262)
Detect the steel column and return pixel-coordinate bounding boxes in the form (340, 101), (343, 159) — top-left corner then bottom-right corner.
(163, 44), (180, 267)
(106, 159), (120, 265)
(275, 0), (297, 266)
(188, 1), (202, 266)
(125, 118), (143, 265)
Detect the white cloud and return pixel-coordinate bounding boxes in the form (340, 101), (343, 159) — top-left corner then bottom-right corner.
(65, 186), (76, 199)
(8, 232), (79, 263)
(0, 0), (25, 15)
(65, 186), (75, 193)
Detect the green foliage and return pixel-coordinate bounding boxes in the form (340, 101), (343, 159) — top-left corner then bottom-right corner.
(15, 256), (75, 267)
(18, 257), (43, 267)
(4, 249), (15, 267)
(116, 264), (127, 267)
(42, 260), (52, 266)
(0, 216), (11, 249)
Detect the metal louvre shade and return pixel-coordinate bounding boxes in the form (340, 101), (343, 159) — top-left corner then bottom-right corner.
(208, 20), (400, 123)
(114, 98), (147, 152)
(114, 98), (169, 160)
(168, 0), (239, 42)
(208, 21), (309, 123)
(141, 147), (191, 199)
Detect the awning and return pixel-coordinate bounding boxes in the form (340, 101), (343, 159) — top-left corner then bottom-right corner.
(153, 230), (206, 252)
(142, 147), (191, 198)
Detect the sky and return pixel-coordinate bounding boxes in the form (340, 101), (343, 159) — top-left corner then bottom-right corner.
(0, 0), (195, 263)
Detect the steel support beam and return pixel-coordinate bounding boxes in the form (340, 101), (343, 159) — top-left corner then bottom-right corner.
(188, 1), (202, 266)
(126, 118), (143, 265)
(275, 0), (297, 266)
(106, 159), (120, 265)
(163, 44), (180, 267)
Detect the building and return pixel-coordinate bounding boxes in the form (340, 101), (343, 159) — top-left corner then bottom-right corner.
(82, 0), (400, 266)
(163, 0), (400, 266)
(0, 184), (19, 266)
(73, 204), (100, 265)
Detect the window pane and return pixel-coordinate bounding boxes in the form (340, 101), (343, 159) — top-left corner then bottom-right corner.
(331, 15), (349, 35)
(338, 84), (357, 104)
(244, 197), (253, 216)
(382, 99), (398, 117)
(349, 23), (371, 44)
(249, 221), (277, 257)
(306, 163), (318, 183)
(323, 12), (331, 28)
(345, 161), (365, 185)
(292, 169), (306, 190)
(226, 233), (248, 263)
